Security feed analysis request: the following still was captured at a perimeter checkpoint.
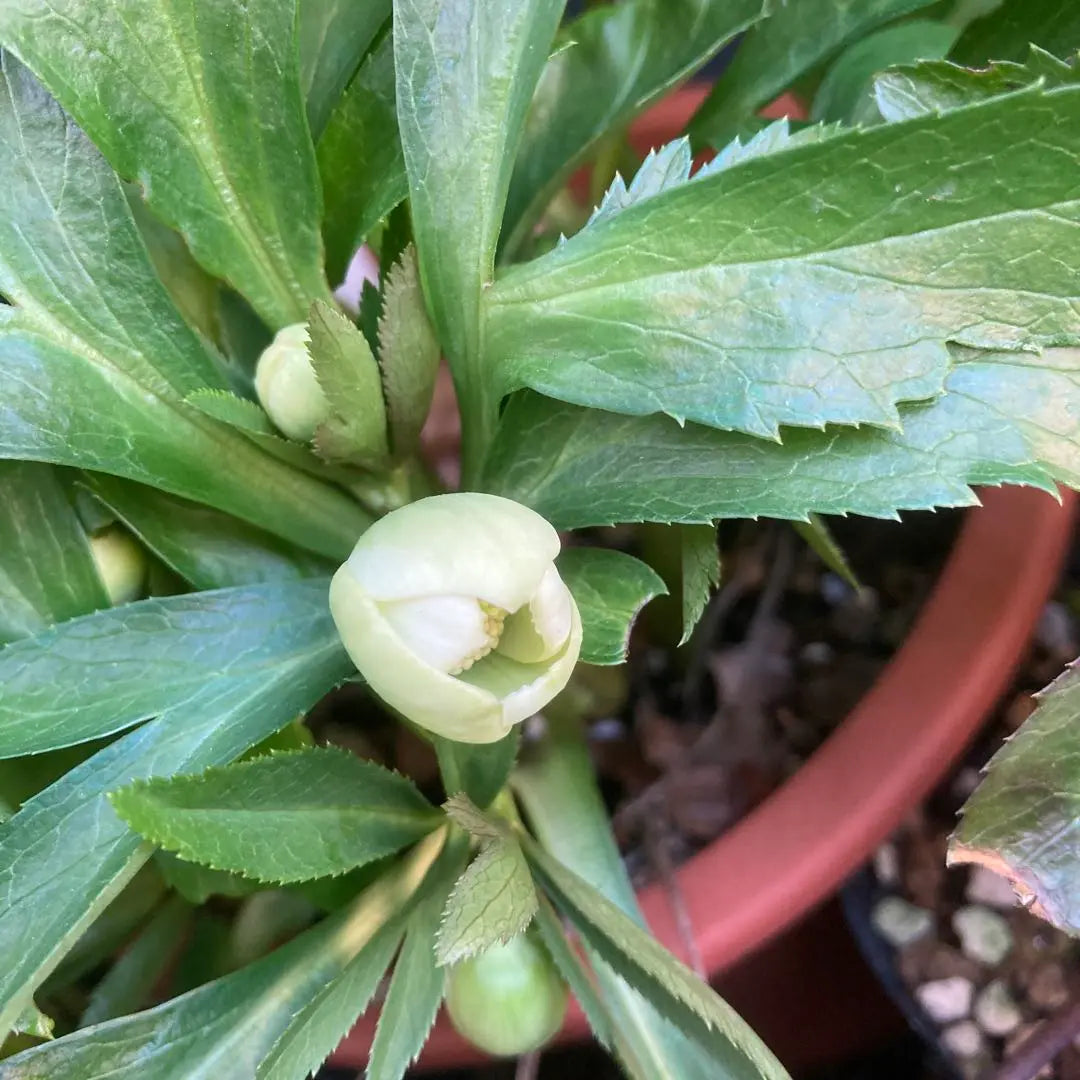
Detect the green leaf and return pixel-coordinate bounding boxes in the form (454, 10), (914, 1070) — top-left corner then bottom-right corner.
(0, 580), (342, 758)
(0, 54), (368, 561)
(488, 84), (1080, 438)
(952, 0), (1080, 66)
(434, 730), (520, 812)
(110, 747), (440, 884)
(367, 842), (463, 1080)
(950, 663), (1080, 934)
(811, 20), (959, 124)
(394, 0), (564, 474)
(679, 525), (720, 646)
(436, 833), (538, 966)
(587, 139), (693, 227)
(254, 913), (403, 1080)
(523, 835), (787, 1080)
(378, 245), (441, 457)
(792, 516), (860, 591)
(308, 299), (390, 466)
(126, 191), (223, 356)
(532, 897), (614, 1052)
(154, 852), (258, 906)
(318, 30), (407, 285)
(558, 548), (667, 665)
(0, 603), (349, 1036)
(689, 0), (936, 148)
(874, 47), (1080, 122)
(442, 793), (506, 843)
(80, 897), (192, 1027)
(0, 832), (446, 1080)
(0, 0), (333, 328)
(501, 0), (769, 253)
(0, 463), (107, 644)
(80, 473), (333, 592)
(484, 337), (1080, 528)
(299, 0), (389, 139)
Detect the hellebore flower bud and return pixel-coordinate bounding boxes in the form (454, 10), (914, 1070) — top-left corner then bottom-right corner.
(89, 526), (148, 605)
(445, 933), (569, 1057)
(254, 323), (329, 442)
(329, 493), (582, 743)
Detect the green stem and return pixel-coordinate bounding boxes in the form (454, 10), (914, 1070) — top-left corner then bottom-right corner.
(512, 705), (718, 1080)
(456, 372), (498, 492)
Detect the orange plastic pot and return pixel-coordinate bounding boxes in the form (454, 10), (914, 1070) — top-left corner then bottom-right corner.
(332, 87), (1078, 1073)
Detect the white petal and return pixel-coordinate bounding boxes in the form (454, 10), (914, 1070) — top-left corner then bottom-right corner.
(497, 564), (573, 663)
(379, 594), (498, 674)
(329, 567), (512, 743)
(341, 493), (560, 610)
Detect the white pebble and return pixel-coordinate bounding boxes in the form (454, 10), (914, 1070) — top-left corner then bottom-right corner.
(916, 977), (974, 1024)
(953, 906), (1013, 965)
(872, 896), (933, 947)
(941, 1020), (984, 1059)
(974, 980), (1022, 1037)
(873, 843), (900, 886)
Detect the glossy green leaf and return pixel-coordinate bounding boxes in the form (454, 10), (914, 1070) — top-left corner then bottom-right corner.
(524, 835), (787, 1080)
(0, 580), (341, 758)
(950, 663), (1080, 934)
(679, 525), (720, 646)
(308, 300), (390, 466)
(0, 833), (445, 1080)
(110, 748), (439, 884)
(0, 610), (349, 1036)
(367, 843), (462, 1080)
(80, 897), (192, 1027)
(300, 0), (389, 139)
(0, 53), (367, 561)
(0, 0), (333, 328)
(558, 548), (667, 665)
(126, 192), (223, 356)
(501, 0), (769, 254)
(488, 84), (1080, 438)
(533, 897), (614, 1052)
(793, 516), (860, 591)
(254, 914), (403, 1080)
(81, 474), (333, 591)
(436, 833), (537, 966)
(10, 1004), (51, 1042)
(811, 20), (958, 124)
(434, 731), (521, 812)
(485, 337), (1080, 528)
(952, 0), (1080, 65)
(689, 0), (935, 147)
(394, 0), (563, 476)
(874, 47), (1079, 122)
(319, 31), (406, 285)
(0, 463), (107, 644)
(378, 245), (441, 457)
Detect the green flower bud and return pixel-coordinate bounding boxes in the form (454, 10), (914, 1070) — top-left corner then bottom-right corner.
(89, 526), (148, 605)
(444, 933), (568, 1057)
(254, 323), (329, 442)
(329, 493), (582, 743)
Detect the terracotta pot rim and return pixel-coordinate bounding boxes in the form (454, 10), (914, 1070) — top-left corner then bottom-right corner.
(332, 85), (1078, 1069)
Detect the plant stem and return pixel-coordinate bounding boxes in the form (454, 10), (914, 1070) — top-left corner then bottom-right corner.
(984, 996), (1080, 1080)
(512, 703), (718, 1080)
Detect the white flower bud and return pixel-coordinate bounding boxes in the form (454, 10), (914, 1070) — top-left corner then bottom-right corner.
(89, 526), (147, 605)
(254, 323), (329, 442)
(329, 493), (582, 743)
